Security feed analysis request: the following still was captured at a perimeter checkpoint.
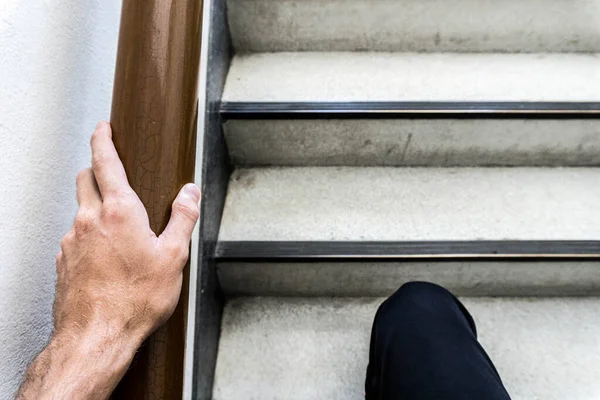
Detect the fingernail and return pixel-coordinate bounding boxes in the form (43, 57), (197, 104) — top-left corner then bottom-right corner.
(183, 183), (201, 205)
(96, 120), (107, 130)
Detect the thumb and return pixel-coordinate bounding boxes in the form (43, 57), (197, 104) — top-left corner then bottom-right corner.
(159, 183), (201, 257)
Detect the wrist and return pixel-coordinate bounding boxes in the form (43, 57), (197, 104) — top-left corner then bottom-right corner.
(53, 316), (147, 357)
(54, 323), (142, 368)
(53, 321), (143, 379)
(18, 322), (144, 400)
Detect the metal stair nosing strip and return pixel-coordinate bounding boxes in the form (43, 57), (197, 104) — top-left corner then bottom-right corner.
(215, 241), (600, 297)
(216, 240), (600, 261)
(221, 101), (600, 120)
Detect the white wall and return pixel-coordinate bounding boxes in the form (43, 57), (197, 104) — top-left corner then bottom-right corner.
(0, 1), (121, 396)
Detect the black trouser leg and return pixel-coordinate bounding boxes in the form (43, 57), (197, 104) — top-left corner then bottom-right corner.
(365, 282), (511, 400)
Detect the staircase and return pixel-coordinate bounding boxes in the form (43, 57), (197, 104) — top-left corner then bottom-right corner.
(202, 0), (600, 398)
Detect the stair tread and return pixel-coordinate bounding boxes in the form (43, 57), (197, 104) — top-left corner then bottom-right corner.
(213, 297), (600, 400)
(218, 167), (600, 241)
(222, 52), (600, 103)
(227, 0), (600, 52)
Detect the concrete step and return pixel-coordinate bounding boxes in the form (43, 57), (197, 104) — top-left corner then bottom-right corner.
(217, 167), (600, 296)
(227, 0), (600, 52)
(222, 52), (600, 167)
(218, 167), (600, 241)
(223, 118), (600, 167)
(213, 297), (600, 400)
(223, 53), (600, 103)
(217, 259), (600, 297)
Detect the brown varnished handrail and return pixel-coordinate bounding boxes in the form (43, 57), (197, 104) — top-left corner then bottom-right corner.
(109, 0), (203, 398)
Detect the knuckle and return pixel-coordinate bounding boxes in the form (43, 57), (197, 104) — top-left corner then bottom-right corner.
(92, 151), (116, 173)
(122, 193), (139, 208)
(164, 240), (181, 258)
(102, 197), (126, 220)
(90, 127), (103, 145)
(173, 242), (190, 264)
(164, 240), (189, 266)
(75, 168), (91, 184)
(102, 206), (123, 222)
(172, 201), (200, 223)
(60, 231), (74, 250)
(74, 210), (95, 234)
(91, 152), (107, 170)
(149, 294), (179, 322)
(107, 193), (136, 209)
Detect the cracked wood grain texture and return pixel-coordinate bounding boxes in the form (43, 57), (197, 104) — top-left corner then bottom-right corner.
(110, 1), (203, 398)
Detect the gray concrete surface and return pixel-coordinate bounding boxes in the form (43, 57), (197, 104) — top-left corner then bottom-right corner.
(223, 53), (600, 102)
(224, 119), (600, 166)
(218, 261), (600, 297)
(227, 0), (600, 52)
(213, 297), (600, 400)
(217, 6), (600, 399)
(218, 167), (600, 241)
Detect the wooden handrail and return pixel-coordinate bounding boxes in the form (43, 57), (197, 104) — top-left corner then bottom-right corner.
(109, 0), (204, 398)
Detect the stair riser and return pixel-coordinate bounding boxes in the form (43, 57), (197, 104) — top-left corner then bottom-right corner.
(228, 0), (600, 52)
(218, 261), (600, 297)
(224, 119), (600, 166)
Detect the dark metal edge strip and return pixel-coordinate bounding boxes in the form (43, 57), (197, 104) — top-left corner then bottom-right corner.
(216, 241), (600, 261)
(191, 0), (231, 398)
(221, 101), (600, 120)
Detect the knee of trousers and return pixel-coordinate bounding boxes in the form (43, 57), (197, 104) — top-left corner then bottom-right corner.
(389, 281), (454, 306)
(374, 281), (463, 330)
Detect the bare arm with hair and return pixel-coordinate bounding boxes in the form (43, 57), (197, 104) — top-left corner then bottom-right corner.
(16, 121), (201, 399)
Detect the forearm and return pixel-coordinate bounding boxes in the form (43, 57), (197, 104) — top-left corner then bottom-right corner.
(16, 121), (200, 399)
(16, 327), (143, 400)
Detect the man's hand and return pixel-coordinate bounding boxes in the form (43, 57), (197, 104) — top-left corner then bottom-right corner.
(17, 121), (201, 400)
